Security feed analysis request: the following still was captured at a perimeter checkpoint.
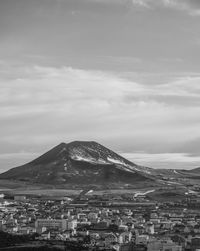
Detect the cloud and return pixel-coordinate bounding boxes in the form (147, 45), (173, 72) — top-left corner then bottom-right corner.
(1, 63), (200, 170)
(122, 152), (200, 169)
(131, 0), (151, 8)
(86, 0), (127, 3)
(37, 0), (200, 15)
(131, 0), (200, 16)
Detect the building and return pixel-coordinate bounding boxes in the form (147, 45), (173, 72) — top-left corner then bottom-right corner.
(191, 237), (200, 251)
(35, 219), (68, 231)
(0, 220), (3, 230)
(136, 235), (149, 245)
(14, 195), (26, 201)
(67, 219), (77, 230)
(148, 240), (182, 251)
(35, 219), (77, 231)
(162, 241), (182, 251)
(147, 240), (162, 251)
(145, 223), (154, 234)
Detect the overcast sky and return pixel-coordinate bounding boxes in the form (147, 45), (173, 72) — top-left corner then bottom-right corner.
(1, 0), (200, 171)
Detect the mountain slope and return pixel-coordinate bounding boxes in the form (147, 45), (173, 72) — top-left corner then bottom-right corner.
(0, 141), (155, 187)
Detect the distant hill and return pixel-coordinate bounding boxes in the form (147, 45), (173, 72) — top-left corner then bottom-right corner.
(190, 167), (200, 174)
(0, 141), (156, 187)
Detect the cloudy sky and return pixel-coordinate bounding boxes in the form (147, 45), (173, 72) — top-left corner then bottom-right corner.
(1, 0), (200, 171)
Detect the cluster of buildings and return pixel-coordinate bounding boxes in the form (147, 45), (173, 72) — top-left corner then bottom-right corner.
(0, 191), (200, 251)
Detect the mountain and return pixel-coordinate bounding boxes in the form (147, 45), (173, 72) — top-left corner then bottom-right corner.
(0, 141), (155, 187)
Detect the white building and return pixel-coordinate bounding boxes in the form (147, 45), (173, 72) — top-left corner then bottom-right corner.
(0, 194), (4, 199)
(14, 195), (26, 201)
(35, 219), (77, 231)
(118, 232), (132, 244)
(136, 234), (149, 245)
(146, 223), (155, 234)
(67, 219), (77, 230)
(35, 219), (67, 231)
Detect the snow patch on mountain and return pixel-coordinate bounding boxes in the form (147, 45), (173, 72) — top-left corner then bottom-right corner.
(107, 157), (125, 165)
(107, 157), (138, 173)
(70, 153), (108, 165)
(52, 141), (152, 176)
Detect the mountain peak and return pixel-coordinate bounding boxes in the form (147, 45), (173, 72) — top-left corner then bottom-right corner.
(58, 142), (67, 147)
(67, 140), (99, 147)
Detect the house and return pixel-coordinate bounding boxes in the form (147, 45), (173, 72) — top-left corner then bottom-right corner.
(191, 237), (200, 251)
(88, 212), (98, 223)
(40, 231), (51, 240)
(147, 239), (162, 251)
(162, 241), (182, 251)
(0, 220), (3, 230)
(145, 223), (154, 234)
(104, 233), (118, 246)
(119, 232), (132, 244)
(194, 224), (200, 234)
(148, 239), (182, 251)
(136, 235), (149, 245)
(36, 226), (47, 234)
(119, 224), (129, 232)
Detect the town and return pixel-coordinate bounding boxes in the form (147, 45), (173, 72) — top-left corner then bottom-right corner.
(0, 188), (200, 251)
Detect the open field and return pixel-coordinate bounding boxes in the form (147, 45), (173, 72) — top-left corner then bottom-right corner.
(0, 179), (163, 197)
(0, 179), (45, 190)
(146, 188), (188, 202)
(0, 179), (191, 202)
(5, 189), (82, 197)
